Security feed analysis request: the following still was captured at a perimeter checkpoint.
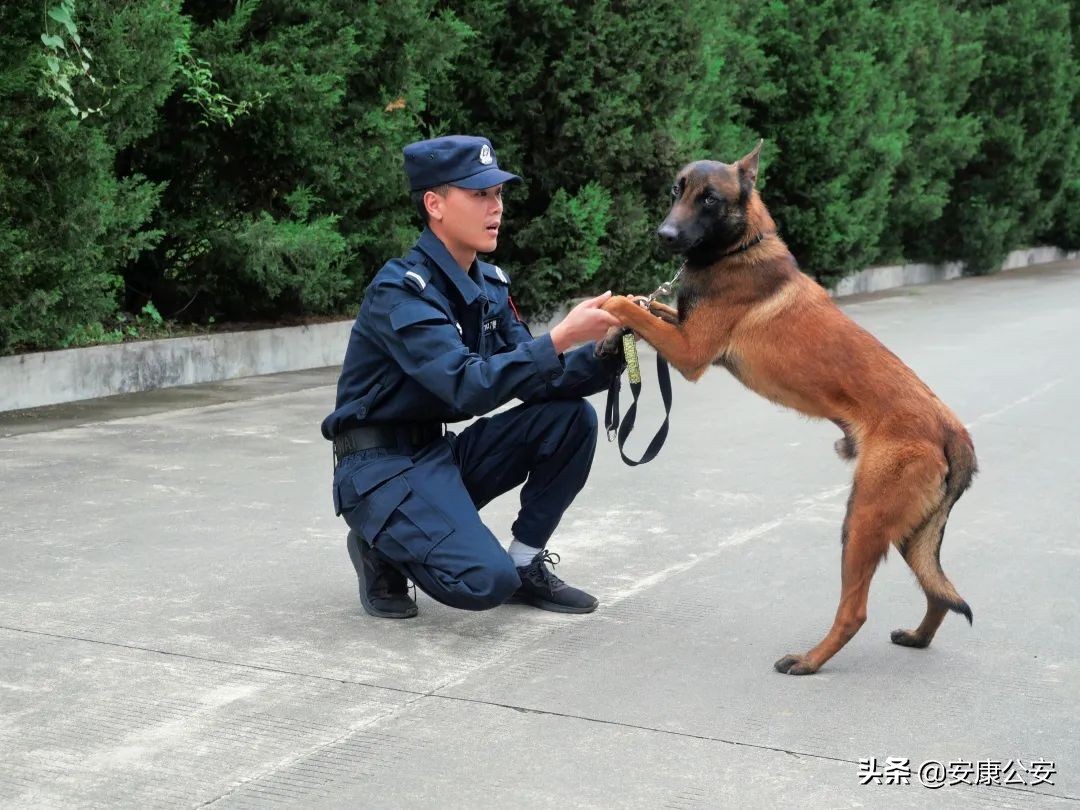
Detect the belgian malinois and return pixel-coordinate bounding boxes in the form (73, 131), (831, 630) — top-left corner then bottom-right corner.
(603, 142), (977, 675)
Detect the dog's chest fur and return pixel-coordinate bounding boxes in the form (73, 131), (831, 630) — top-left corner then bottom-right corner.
(679, 263), (803, 395)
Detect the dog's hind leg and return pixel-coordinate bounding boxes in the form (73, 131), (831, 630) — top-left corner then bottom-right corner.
(891, 428), (976, 648)
(775, 441), (946, 675)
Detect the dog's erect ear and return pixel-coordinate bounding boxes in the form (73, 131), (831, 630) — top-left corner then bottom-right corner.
(737, 139), (763, 188)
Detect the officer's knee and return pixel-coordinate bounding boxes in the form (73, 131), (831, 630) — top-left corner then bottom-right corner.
(566, 400), (598, 455)
(453, 556), (520, 611)
(572, 398), (597, 434)
(547, 398), (597, 438)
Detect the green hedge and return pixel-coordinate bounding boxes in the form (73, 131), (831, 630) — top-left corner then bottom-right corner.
(1, 0), (1077, 354)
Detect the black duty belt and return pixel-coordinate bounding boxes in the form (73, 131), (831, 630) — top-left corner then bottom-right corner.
(333, 423), (445, 468)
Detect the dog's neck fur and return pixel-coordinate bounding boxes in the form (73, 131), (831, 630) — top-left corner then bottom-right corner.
(737, 192), (777, 254)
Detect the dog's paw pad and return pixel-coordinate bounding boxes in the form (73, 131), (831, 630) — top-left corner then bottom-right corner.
(774, 654), (817, 675)
(890, 629), (930, 648)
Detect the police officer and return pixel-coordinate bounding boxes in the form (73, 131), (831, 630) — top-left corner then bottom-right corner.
(321, 134), (623, 618)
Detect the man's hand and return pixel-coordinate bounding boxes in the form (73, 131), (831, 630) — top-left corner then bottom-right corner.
(549, 291), (621, 354)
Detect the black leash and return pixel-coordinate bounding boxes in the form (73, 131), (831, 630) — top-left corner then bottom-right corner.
(603, 263), (685, 466)
(604, 330), (673, 466)
(601, 238), (770, 466)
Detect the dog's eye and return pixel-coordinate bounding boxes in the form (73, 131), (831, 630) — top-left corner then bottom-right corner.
(671, 184), (680, 199)
(702, 194), (718, 208)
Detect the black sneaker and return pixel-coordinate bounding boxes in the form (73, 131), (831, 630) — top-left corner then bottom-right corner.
(346, 530), (418, 619)
(510, 549), (598, 614)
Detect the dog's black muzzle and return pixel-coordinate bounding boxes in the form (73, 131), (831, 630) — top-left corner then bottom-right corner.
(656, 221), (695, 254)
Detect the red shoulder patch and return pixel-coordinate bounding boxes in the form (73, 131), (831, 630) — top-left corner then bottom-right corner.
(507, 294), (523, 322)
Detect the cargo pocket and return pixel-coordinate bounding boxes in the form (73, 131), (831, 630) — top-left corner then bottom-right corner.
(350, 456), (414, 542)
(386, 484), (454, 563)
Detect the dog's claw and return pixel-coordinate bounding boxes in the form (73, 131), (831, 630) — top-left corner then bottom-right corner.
(774, 654), (818, 675)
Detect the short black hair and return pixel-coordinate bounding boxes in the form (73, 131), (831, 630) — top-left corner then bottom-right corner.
(411, 184), (451, 224)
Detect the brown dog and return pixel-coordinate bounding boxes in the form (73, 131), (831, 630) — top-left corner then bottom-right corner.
(603, 143), (976, 675)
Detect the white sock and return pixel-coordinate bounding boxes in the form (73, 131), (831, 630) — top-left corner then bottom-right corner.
(508, 539), (541, 567)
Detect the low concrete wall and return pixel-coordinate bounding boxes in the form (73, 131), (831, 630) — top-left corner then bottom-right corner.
(1, 321), (354, 412)
(831, 246), (1078, 297)
(831, 259), (964, 297)
(2, 246), (1076, 412)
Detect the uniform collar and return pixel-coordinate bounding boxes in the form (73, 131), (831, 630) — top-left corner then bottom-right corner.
(415, 228), (485, 305)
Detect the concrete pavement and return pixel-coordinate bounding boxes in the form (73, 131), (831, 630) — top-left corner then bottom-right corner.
(1, 261), (1078, 807)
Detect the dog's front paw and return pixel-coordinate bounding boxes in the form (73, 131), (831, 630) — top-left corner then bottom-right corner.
(774, 653), (819, 676)
(595, 325), (627, 358)
(601, 294), (638, 318)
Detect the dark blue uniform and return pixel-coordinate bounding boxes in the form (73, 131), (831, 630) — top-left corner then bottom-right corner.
(322, 227), (621, 610)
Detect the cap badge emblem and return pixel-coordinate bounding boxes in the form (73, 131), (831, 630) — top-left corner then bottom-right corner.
(479, 145), (493, 165)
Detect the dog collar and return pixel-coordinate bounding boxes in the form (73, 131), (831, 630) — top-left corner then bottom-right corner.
(720, 231), (770, 258)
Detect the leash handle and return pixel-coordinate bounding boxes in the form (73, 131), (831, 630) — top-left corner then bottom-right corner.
(605, 342), (672, 466)
(622, 331), (641, 384)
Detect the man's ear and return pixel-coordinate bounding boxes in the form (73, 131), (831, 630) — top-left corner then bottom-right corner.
(737, 139), (763, 188)
(424, 189), (445, 222)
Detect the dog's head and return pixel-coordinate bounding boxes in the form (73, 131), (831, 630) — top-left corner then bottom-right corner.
(656, 141), (762, 263)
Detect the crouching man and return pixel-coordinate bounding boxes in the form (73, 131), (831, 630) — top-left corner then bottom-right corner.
(321, 135), (623, 618)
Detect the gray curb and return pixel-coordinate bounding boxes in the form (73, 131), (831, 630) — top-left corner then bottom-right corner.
(0, 321), (353, 412)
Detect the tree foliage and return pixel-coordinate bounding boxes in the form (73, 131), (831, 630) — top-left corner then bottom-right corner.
(1, 0), (1077, 353)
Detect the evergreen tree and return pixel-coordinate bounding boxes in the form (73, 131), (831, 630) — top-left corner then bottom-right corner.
(126, 0), (471, 320)
(2, 1), (1078, 354)
(1037, 0), (1080, 252)
(877, 0), (983, 263)
(940, 0), (1077, 273)
(424, 0), (702, 313)
(0, 1), (182, 352)
(745, 0), (914, 285)
(679, 0), (778, 170)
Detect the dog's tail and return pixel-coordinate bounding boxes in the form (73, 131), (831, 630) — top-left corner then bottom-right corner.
(901, 426), (977, 623)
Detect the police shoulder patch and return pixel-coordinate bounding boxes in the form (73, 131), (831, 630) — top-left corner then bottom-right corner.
(479, 262), (511, 286)
(399, 260), (431, 294)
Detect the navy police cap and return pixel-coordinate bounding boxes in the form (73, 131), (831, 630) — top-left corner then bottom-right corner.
(403, 135), (522, 191)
